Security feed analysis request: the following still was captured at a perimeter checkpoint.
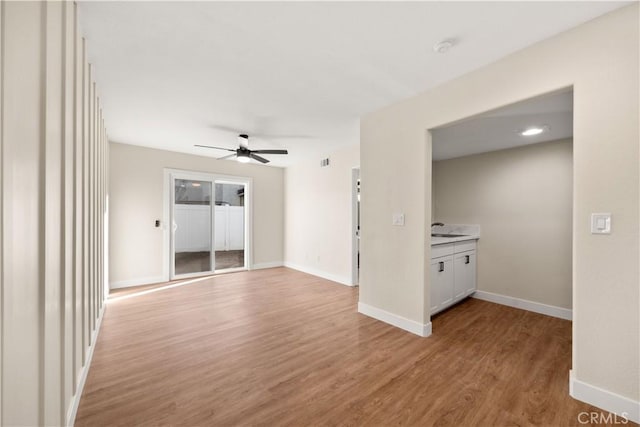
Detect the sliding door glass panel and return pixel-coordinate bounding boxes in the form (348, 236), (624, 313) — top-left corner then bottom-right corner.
(174, 179), (213, 276)
(214, 182), (245, 270)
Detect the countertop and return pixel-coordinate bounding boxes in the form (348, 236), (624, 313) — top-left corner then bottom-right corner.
(430, 224), (480, 246)
(431, 235), (479, 246)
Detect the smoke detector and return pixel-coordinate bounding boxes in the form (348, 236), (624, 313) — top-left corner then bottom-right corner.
(433, 39), (455, 54)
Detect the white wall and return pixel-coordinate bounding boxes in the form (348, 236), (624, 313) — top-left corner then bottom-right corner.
(109, 143), (284, 287)
(284, 144), (359, 285)
(433, 139), (573, 309)
(360, 3), (638, 415)
(0, 2), (108, 425)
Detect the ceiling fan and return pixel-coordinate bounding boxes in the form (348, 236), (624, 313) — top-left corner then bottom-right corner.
(195, 134), (288, 164)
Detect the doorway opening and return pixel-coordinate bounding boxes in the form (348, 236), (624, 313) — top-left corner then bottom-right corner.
(429, 88), (574, 322)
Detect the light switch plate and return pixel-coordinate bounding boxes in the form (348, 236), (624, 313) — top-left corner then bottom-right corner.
(591, 213), (611, 234)
(392, 213), (405, 226)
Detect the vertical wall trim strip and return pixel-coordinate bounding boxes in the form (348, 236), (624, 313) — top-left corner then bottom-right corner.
(38, 2), (47, 425)
(82, 40), (88, 363)
(43, 2), (64, 424)
(72, 1), (82, 399)
(60, 2), (68, 423)
(87, 67), (93, 343)
(0, 1), (4, 422)
(61, 1), (76, 422)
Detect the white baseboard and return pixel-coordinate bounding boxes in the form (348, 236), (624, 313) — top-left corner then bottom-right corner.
(358, 302), (432, 337)
(284, 262), (353, 286)
(570, 370), (639, 424)
(109, 275), (166, 290)
(66, 305), (106, 426)
(251, 261), (284, 270)
(472, 290), (572, 320)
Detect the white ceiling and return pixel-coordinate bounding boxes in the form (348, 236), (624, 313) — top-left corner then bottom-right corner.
(78, 1), (628, 167)
(432, 90), (573, 161)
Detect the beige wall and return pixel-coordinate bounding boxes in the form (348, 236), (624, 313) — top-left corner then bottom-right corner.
(284, 144), (360, 284)
(109, 143), (284, 286)
(0, 2), (108, 425)
(361, 3), (638, 405)
(433, 139), (573, 309)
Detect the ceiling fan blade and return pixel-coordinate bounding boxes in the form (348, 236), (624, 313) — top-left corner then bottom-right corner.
(217, 153), (237, 161)
(250, 149), (288, 155)
(194, 144), (235, 152)
(250, 153), (270, 164)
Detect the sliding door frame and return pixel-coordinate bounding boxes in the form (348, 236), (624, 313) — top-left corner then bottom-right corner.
(162, 168), (253, 282)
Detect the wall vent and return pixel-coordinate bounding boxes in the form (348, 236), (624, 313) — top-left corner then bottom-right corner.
(320, 158), (330, 167)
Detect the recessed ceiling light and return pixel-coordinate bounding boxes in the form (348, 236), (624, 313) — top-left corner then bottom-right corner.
(519, 125), (548, 136)
(191, 182), (201, 187)
(433, 39), (456, 54)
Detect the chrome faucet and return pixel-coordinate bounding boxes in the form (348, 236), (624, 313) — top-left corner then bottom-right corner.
(431, 222), (444, 227)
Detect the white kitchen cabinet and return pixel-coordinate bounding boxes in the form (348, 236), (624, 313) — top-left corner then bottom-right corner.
(430, 239), (477, 315)
(430, 257), (454, 314)
(453, 251), (476, 302)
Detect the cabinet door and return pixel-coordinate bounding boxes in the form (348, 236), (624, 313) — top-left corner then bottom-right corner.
(464, 251), (477, 296)
(454, 250), (476, 301)
(430, 256), (454, 315)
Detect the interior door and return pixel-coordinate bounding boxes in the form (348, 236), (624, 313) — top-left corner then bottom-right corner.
(171, 174), (215, 279)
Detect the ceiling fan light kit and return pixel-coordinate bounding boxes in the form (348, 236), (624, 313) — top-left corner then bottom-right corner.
(236, 152), (251, 163)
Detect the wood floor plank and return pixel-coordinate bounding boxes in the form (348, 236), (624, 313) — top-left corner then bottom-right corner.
(75, 267), (632, 426)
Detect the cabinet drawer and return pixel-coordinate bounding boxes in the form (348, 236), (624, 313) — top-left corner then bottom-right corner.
(454, 240), (476, 253)
(431, 243), (454, 259)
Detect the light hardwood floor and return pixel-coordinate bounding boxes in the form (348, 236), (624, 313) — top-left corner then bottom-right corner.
(76, 267), (623, 426)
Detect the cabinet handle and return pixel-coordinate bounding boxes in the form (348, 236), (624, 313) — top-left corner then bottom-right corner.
(465, 255), (470, 265)
(438, 261), (444, 272)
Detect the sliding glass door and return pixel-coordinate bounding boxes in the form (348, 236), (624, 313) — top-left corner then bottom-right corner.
(168, 171), (250, 280)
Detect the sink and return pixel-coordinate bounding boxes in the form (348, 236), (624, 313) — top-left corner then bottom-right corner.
(431, 233), (468, 238)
